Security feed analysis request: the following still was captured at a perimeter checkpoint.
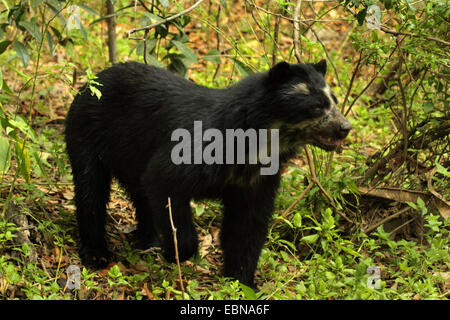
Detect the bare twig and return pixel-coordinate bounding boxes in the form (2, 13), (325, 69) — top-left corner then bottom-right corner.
(247, 1), (349, 24)
(106, 0), (117, 64)
(345, 38), (403, 117)
(272, 14), (281, 66)
(363, 206), (411, 233)
(306, 146), (354, 224)
(345, 6), (449, 47)
(143, 29), (149, 65)
(379, 25), (450, 47)
(342, 50), (363, 113)
(293, 0), (303, 62)
(396, 51), (409, 164)
(167, 197), (185, 299)
(212, 2), (221, 81)
(280, 182), (315, 220)
(309, 26), (342, 89)
(128, 0), (206, 35)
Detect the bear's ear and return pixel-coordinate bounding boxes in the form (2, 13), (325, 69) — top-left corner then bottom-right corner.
(269, 62), (291, 83)
(314, 59), (327, 76)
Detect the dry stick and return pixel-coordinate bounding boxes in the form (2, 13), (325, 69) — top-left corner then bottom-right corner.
(309, 26), (342, 90)
(306, 3), (342, 90)
(325, 51), (364, 177)
(212, 2), (222, 82)
(379, 25), (450, 47)
(272, 14), (281, 66)
(390, 217), (416, 236)
(363, 206), (411, 233)
(396, 52), (409, 165)
(143, 29), (149, 65)
(167, 197), (185, 300)
(305, 146), (354, 224)
(345, 38), (403, 117)
(342, 51), (364, 114)
(279, 182), (314, 220)
(128, 0), (206, 35)
(292, 0), (303, 62)
(247, 1), (348, 24)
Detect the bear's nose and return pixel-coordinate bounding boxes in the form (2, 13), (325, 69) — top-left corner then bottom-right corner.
(339, 121), (352, 138)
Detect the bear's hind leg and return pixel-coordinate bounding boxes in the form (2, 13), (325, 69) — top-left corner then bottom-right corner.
(129, 190), (160, 249)
(71, 155), (112, 268)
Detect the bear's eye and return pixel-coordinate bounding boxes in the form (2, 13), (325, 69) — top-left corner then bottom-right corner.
(311, 106), (323, 116)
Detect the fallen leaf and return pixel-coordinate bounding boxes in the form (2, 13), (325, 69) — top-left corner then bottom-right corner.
(199, 234), (212, 258)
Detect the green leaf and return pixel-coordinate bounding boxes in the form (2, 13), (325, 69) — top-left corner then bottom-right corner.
(19, 21), (43, 43)
(239, 283), (257, 300)
(32, 151), (51, 184)
(0, 137), (11, 174)
(436, 163), (450, 177)
(195, 205), (205, 217)
(204, 50), (221, 64)
(14, 140), (31, 182)
(293, 212), (302, 228)
(45, 30), (55, 56)
(171, 40), (198, 65)
(142, 12), (164, 27)
(1, 78), (13, 95)
(322, 208), (335, 229)
(159, 0), (170, 9)
(301, 234), (319, 244)
(77, 3), (100, 16)
(417, 196), (425, 209)
(13, 41), (29, 68)
(146, 54), (165, 68)
(423, 101), (433, 113)
(0, 40), (12, 55)
(169, 56), (187, 76)
(0, 68), (2, 89)
(233, 59), (254, 77)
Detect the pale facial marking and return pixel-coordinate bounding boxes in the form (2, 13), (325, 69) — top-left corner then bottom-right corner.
(291, 82), (310, 95)
(322, 84), (336, 109)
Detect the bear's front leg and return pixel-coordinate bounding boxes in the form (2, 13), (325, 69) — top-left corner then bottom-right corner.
(221, 184), (278, 288)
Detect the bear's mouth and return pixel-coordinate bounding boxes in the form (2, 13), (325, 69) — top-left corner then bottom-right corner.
(312, 135), (343, 151)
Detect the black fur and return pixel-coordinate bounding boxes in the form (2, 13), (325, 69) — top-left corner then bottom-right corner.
(65, 60), (351, 287)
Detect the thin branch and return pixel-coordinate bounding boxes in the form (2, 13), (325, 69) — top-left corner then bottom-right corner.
(272, 14), (281, 66)
(380, 25), (450, 47)
(128, 0), (206, 35)
(293, 0), (303, 62)
(167, 197), (185, 300)
(279, 182), (315, 220)
(143, 29), (149, 65)
(363, 206), (411, 233)
(247, 1), (349, 24)
(342, 51), (363, 113)
(310, 26), (342, 89)
(345, 37), (403, 117)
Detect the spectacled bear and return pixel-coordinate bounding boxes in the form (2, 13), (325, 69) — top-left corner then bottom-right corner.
(65, 60), (351, 288)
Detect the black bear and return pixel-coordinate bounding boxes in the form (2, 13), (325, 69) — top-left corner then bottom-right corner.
(65, 60), (351, 288)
